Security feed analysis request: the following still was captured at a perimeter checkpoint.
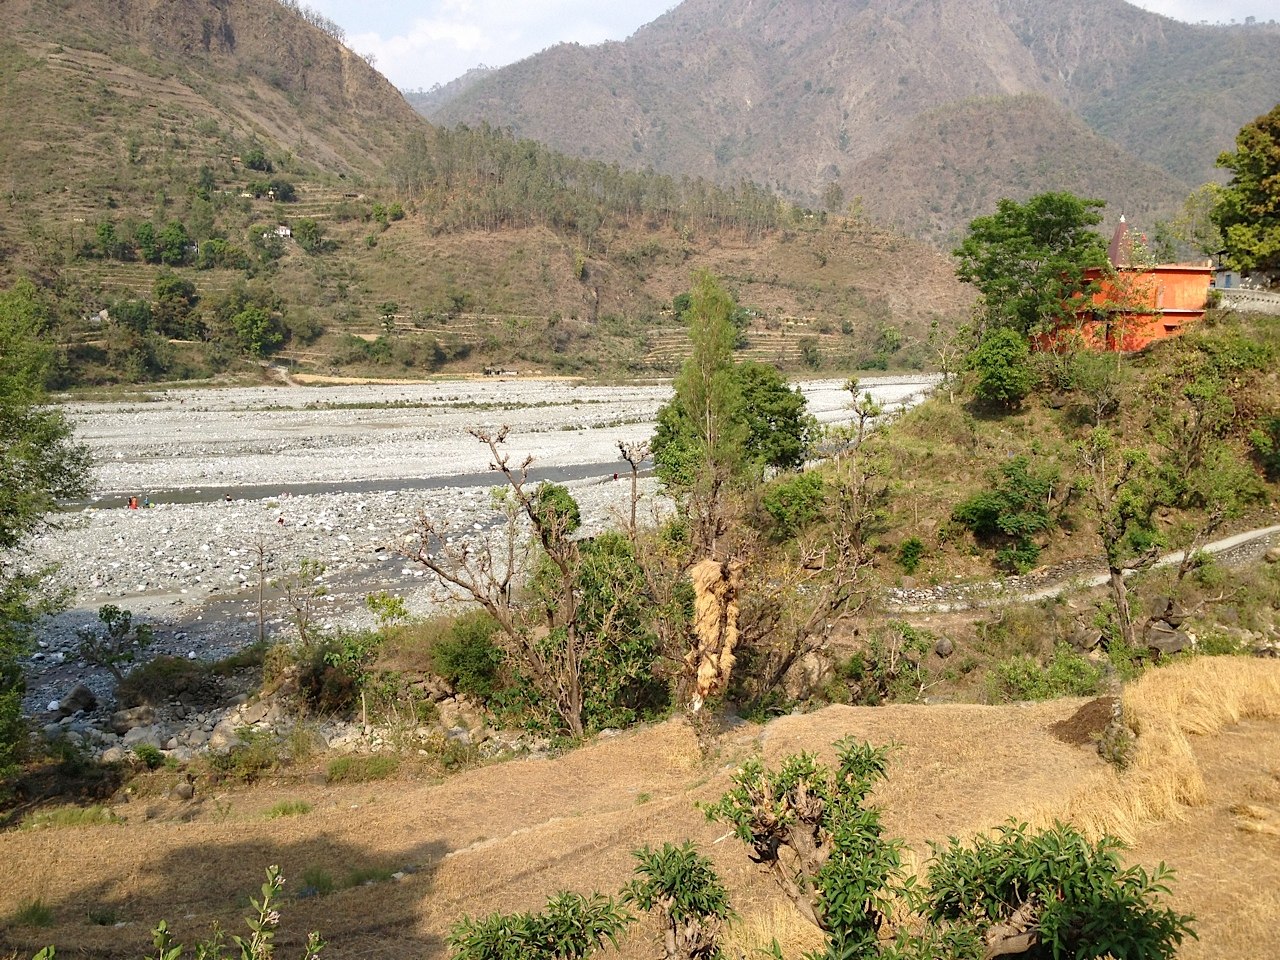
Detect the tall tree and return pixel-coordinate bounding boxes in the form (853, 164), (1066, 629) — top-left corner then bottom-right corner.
(954, 192), (1109, 335)
(1, 280), (91, 777)
(652, 272), (746, 556)
(1214, 102), (1280, 273)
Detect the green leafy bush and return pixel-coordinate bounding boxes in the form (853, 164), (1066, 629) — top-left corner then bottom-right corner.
(448, 891), (630, 960)
(624, 842), (732, 960)
(430, 610), (504, 699)
(761, 471), (826, 537)
(896, 536), (925, 574)
(970, 327), (1033, 408)
(988, 644), (1105, 702)
(953, 455), (1059, 573)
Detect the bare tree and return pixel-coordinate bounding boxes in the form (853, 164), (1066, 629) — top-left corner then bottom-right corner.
(410, 428), (641, 737)
(617, 439), (651, 538)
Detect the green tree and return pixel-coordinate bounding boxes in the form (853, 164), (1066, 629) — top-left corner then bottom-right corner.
(954, 192), (1108, 335)
(152, 273), (200, 339)
(1, 280), (91, 778)
(157, 220), (191, 266)
(231, 306), (284, 357)
(1214, 102), (1280, 272)
(736, 361), (817, 475)
(969, 327), (1033, 408)
(133, 221), (159, 263)
(651, 272), (746, 555)
(953, 454), (1061, 573)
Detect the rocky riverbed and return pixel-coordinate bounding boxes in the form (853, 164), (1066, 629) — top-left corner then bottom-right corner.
(23, 375), (939, 722)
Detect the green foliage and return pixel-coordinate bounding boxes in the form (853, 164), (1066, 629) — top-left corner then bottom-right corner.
(531, 482), (582, 537)
(132, 742), (165, 770)
(969, 328), (1033, 409)
(987, 644), (1105, 702)
(1248, 415), (1280, 480)
(954, 192), (1108, 335)
(76, 604), (155, 682)
(242, 146), (272, 172)
(365, 590), (409, 626)
(926, 821), (1194, 960)
(1213, 102), (1280, 272)
(953, 455), (1059, 573)
(21, 804), (122, 830)
(230, 305), (284, 357)
(430, 610), (504, 700)
(624, 842), (732, 960)
(11, 898), (54, 928)
(736, 361), (817, 475)
(704, 739), (904, 959)
(761, 471), (826, 537)
(1, 279), (91, 777)
(831, 622), (932, 706)
(447, 891), (630, 960)
(896, 537), (925, 574)
(263, 800), (312, 819)
(326, 754), (399, 784)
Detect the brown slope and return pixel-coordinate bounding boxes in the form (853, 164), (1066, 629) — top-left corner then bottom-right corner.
(852, 95), (1188, 246)
(424, 0), (1280, 241)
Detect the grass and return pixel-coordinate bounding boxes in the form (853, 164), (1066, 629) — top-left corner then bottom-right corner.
(326, 754), (399, 784)
(21, 805), (122, 831)
(10, 898), (55, 927)
(1047, 657), (1280, 843)
(263, 800), (312, 820)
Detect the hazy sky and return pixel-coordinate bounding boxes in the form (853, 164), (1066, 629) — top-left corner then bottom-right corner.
(299, 0), (1280, 92)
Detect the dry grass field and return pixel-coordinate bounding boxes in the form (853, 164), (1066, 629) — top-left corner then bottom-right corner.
(1, 657), (1277, 959)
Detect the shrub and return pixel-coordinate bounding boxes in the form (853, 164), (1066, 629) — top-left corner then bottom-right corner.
(22, 805), (121, 830)
(761, 471), (825, 537)
(970, 327), (1032, 408)
(132, 743), (165, 770)
(623, 842), (732, 960)
(831, 621), (932, 705)
(988, 644), (1104, 702)
(11, 898), (54, 927)
(448, 891), (630, 960)
(430, 611), (504, 700)
(896, 536), (925, 574)
(116, 655), (204, 707)
(953, 455), (1059, 573)
(326, 754), (399, 784)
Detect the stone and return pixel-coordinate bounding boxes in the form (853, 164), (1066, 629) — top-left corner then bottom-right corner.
(122, 725), (164, 749)
(238, 699), (271, 725)
(933, 636), (955, 659)
(1145, 621), (1191, 656)
(169, 780), (195, 801)
(111, 705), (156, 735)
(206, 718), (242, 753)
(59, 684), (96, 713)
(100, 746), (128, 764)
(1069, 623), (1102, 651)
(1265, 546), (1280, 564)
(186, 728), (211, 748)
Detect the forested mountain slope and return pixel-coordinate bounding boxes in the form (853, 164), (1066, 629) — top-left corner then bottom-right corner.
(424, 0), (1280, 243)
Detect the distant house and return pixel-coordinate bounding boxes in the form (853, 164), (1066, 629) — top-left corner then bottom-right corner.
(262, 225), (292, 239)
(1066, 219), (1213, 352)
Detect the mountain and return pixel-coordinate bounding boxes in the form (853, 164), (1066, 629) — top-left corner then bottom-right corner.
(0, 0), (971, 384)
(422, 0), (1280, 243)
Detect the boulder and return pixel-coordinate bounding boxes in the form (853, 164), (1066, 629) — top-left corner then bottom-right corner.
(1068, 623), (1102, 651)
(58, 683), (97, 717)
(1145, 621), (1191, 656)
(169, 780), (196, 801)
(100, 746), (128, 764)
(1265, 546), (1280, 564)
(933, 636), (955, 659)
(111, 705), (156, 735)
(206, 718), (242, 753)
(122, 725), (164, 750)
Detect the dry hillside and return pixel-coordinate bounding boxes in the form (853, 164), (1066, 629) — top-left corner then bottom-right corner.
(424, 0), (1280, 243)
(0, 658), (1276, 959)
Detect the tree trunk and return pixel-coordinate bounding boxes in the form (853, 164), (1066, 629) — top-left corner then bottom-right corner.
(1109, 566), (1137, 650)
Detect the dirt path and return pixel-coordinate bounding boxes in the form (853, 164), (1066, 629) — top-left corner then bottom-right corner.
(885, 523), (1280, 613)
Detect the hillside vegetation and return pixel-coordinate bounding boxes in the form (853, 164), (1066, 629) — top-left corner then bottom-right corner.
(424, 0), (1280, 243)
(0, 0), (971, 386)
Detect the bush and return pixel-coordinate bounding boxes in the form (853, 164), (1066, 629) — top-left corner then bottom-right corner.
(430, 611), (504, 699)
(760, 471), (825, 537)
(326, 754), (399, 784)
(831, 621), (933, 706)
(896, 536), (925, 574)
(264, 800), (312, 819)
(953, 455), (1058, 573)
(988, 644), (1104, 702)
(970, 327), (1032, 408)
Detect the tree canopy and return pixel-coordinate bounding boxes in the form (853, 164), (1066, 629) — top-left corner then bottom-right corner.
(1, 279), (91, 777)
(1214, 101), (1280, 273)
(954, 192), (1109, 335)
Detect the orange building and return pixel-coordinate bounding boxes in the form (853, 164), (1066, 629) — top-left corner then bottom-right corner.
(1067, 219), (1213, 352)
